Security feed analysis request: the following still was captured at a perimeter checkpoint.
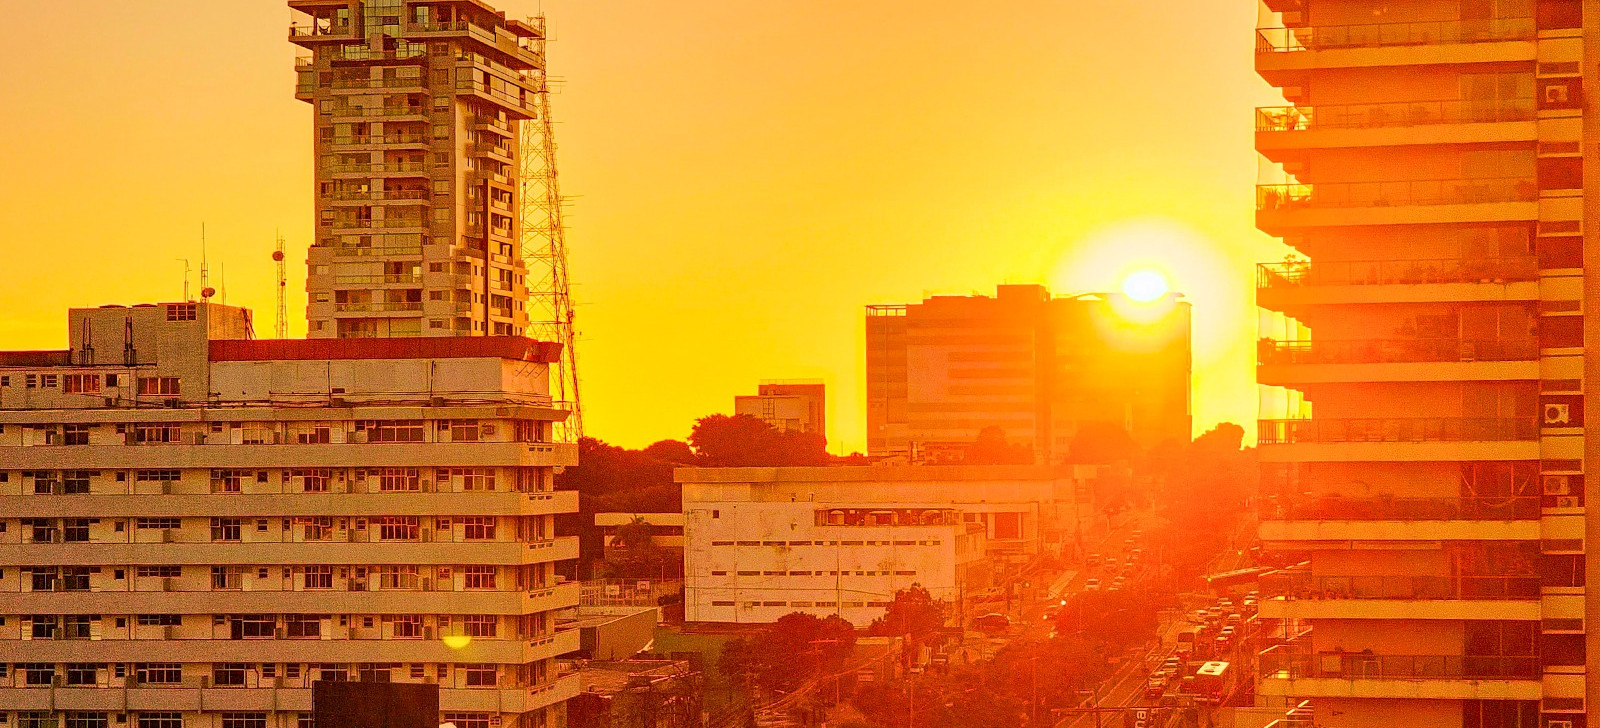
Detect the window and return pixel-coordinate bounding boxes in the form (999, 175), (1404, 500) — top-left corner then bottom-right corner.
(374, 467), (420, 492)
(378, 565), (419, 590)
(135, 518), (181, 530)
(136, 663), (183, 685)
(62, 374), (101, 393)
(211, 518), (242, 541)
(212, 566), (243, 590)
(134, 470), (180, 483)
(377, 516), (420, 541)
(462, 566), (496, 590)
(463, 665), (497, 686)
(165, 303), (197, 321)
(210, 469), (249, 493)
(462, 615), (497, 637)
(61, 567), (90, 591)
(450, 420), (480, 441)
(462, 517), (496, 540)
(357, 664), (394, 683)
(65, 663), (100, 686)
(442, 715), (491, 728)
(137, 377), (181, 396)
(285, 614), (324, 639)
(213, 664), (250, 687)
(388, 615), (423, 638)
(130, 424), (180, 444)
(317, 664), (348, 682)
(138, 712), (185, 728)
(62, 470), (91, 493)
(136, 615), (181, 626)
(289, 468), (332, 492)
(439, 467), (495, 491)
(234, 615), (275, 639)
(355, 420), (424, 442)
(303, 565), (334, 589)
(63, 518), (90, 542)
(137, 566), (182, 579)
(299, 517), (334, 541)
(30, 615), (59, 639)
(20, 663), (54, 685)
(64, 713), (108, 728)
(63, 423), (90, 445)
(220, 714), (267, 728)
(29, 471), (61, 495)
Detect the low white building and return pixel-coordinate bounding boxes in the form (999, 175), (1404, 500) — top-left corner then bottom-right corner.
(678, 465), (1095, 625)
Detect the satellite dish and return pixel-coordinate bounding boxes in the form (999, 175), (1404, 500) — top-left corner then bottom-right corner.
(200, 286), (216, 300)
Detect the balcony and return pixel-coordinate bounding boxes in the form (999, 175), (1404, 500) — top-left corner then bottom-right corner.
(329, 106), (430, 121)
(457, 80), (539, 119)
(1257, 645), (1540, 701)
(1256, 178), (1538, 233)
(323, 189), (432, 204)
(1256, 100), (1535, 159)
(288, 22), (355, 45)
(406, 20), (545, 69)
(1256, 18), (1536, 82)
(1257, 417), (1538, 463)
(1257, 338), (1539, 384)
(1258, 494), (1540, 543)
(332, 301), (424, 316)
(323, 162), (432, 178)
(1256, 257), (1538, 308)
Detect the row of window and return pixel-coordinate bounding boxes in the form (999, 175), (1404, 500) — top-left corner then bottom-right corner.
(2, 712), (500, 728)
(13, 564), (533, 591)
(0, 374), (176, 396)
(17, 613), (539, 640)
(4, 661), (537, 688)
(10, 466), (533, 493)
(17, 515), (507, 541)
(6, 420), (550, 446)
(708, 539), (943, 547)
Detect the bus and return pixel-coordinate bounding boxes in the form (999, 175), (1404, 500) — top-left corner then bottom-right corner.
(1193, 661), (1231, 703)
(1175, 627), (1200, 657)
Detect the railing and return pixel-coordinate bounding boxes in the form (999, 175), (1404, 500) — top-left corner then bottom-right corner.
(1259, 338), (1538, 365)
(331, 46), (427, 62)
(1258, 646), (1538, 680)
(330, 106), (429, 118)
(1256, 257), (1538, 288)
(289, 23), (354, 39)
(324, 189), (431, 202)
(333, 274), (424, 286)
(333, 302), (423, 313)
(1258, 417), (1537, 444)
(330, 77), (427, 90)
(1256, 99), (1535, 131)
(1256, 17), (1535, 53)
(1259, 494), (1540, 521)
(458, 81), (537, 113)
(476, 117), (514, 133)
(330, 219), (426, 230)
(1261, 571), (1541, 601)
(1258, 177), (1537, 211)
(322, 162), (430, 175)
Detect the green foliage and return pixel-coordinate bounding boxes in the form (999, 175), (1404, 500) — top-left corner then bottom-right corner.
(1066, 421), (1138, 464)
(867, 585), (948, 639)
(689, 414), (833, 467)
(718, 613), (858, 694)
(964, 426), (1034, 465)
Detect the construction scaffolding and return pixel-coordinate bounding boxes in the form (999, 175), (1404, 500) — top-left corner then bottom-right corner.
(520, 13), (583, 441)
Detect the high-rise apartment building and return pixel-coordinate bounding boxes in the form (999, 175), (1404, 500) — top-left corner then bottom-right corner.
(1252, 2), (1586, 726)
(291, 0), (542, 339)
(733, 381), (826, 438)
(0, 302), (580, 728)
(866, 284), (1190, 463)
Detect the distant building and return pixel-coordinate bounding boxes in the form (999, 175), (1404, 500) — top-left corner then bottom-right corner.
(677, 465), (1097, 625)
(567, 660), (702, 728)
(0, 301), (580, 728)
(596, 513), (685, 579)
(866, 284), (1190, 462)
(733, 381), (826, 438)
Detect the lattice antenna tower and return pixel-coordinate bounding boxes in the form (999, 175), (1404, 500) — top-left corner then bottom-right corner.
(273, 231), (288, 339)
(520, 13), (583, 439)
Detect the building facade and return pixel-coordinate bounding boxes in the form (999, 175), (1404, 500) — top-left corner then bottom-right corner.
(0, 302), (580, 728)
(678, 465), (1097, 625)
(733, 381), (825, 438)
(866, 285), (1191, 463)
(1251, 2), (1586, 726)
(291, 0), (542, 339)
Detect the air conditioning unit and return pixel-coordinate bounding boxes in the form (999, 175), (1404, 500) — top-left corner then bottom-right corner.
(163, 626), (176, 640)
(421, 578), (434, 591)
(1545, 403), (1572, 426)
(161, 578), (177, 592)
(481, 423), (496, 436)
(1545, 475), (1572, 496)
(161, 482), (174, 495)
(160, 529), (176, 543)
(348, 431), (368, 443)
(1556, 496), (1581, 509)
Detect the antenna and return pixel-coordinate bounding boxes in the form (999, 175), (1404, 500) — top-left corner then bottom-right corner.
(521, 13), (583, 440)
(199, 223), (215, 301)
(274, 231), (288, 339)
(177, 259), (191, 302)
(219, 262), (227, 304)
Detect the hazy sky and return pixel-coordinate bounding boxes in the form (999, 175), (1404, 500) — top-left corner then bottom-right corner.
(0, 1), (1284, 452)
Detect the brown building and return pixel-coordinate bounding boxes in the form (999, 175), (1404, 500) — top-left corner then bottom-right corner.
(291, 0), (543, 339)
(865, 284), (1191, 462)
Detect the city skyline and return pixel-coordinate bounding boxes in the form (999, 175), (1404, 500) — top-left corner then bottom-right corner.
(0, 1), (1283, 452)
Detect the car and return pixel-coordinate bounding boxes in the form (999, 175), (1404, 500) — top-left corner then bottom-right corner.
(972, 613), (1011, 634)
(1130, 548), (1145, 561)
(1143, 678), (1166, 699)
(1104, 558), (1120, 571)
(1085, 578), (1102, 591)
(1111, 576), (1127, 589)
(1086, 553), (1102, 567)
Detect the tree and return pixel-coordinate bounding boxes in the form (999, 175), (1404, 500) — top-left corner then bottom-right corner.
(867, 585), (948, 639)
(689, 414), (832, 467)
(722, 613), (857, 694)
(600, 517), (671, 580)
(1065, 421), (1138, 464)
(964, 426), (1033, 465)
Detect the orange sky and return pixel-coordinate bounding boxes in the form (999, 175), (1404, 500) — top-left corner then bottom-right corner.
(0, 1), (1285, 453)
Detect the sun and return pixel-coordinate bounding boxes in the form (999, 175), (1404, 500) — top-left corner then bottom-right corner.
(1120, 269), (1170, 303)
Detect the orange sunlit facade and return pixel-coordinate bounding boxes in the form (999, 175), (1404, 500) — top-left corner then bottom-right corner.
(1251, 1), (1587, 726)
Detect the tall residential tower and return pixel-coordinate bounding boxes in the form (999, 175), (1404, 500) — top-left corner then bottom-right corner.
(1252, 1), (1585, 726)
(291, 0), (542, 339)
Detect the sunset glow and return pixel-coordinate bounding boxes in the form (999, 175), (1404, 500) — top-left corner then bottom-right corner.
(1120, 270), (1170, 303)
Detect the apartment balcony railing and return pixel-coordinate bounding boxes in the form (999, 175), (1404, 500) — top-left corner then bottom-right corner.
(1258, 645), (1538, 681)
(332, 274), (424, 286)
(458, 80), (538, 114)
(1256, 17), (1535, 54)
(289, 23), (354, 39)
(1259, 338), (1538, 365)
(1256, 257), (1538, 288)
(322, 162), (430, 175)
(330, 106), (429, 118)
(330, 219), (426, 230)
(333, 302), (424, 313)
(1257, 417), (1537, 444)
(324, 189), (431, 202)
(331, 77), (428, 90)
(331, 45), (427, 62)
(1256, 99), (1535, 131)
(1257, 177), (1538, 211)
(1261, 571), (1540, 600)
(320, 243), (427, 258)
(1259, 494), (1540, 521)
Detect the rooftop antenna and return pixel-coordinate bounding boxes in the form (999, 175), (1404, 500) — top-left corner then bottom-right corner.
(219, 262), (227, 304)
(199, 223), (216, 302)
(273, 231), (288, 339)
(177, 259), (192, 302)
